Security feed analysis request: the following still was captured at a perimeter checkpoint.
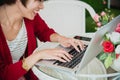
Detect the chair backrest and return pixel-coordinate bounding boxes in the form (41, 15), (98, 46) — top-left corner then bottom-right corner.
(39, 0), (96, 37)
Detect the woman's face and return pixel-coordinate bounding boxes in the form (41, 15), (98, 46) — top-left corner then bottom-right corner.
(17, 0), (44, 20)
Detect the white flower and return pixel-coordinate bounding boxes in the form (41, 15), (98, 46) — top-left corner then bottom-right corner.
(115, 45), (120, 54)
(109, 32), (120, 44)
(111, 57), (120, 72)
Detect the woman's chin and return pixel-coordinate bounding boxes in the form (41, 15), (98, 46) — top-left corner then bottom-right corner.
(29, 17), (35, 20)
(27, 15), (35, 20)
(25, 13), (36, 20)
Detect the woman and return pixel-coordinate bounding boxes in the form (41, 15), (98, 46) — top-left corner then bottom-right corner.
(0, 0), (84, 80)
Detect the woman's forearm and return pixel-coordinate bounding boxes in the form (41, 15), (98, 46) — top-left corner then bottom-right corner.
(50, 33), (65, 42)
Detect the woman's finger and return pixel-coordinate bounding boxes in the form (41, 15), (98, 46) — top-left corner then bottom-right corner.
(55, 49), (72, 61)
(69, 39), (80, 52)
(75, 39), (84, 51)
(54, 56), (67, 62)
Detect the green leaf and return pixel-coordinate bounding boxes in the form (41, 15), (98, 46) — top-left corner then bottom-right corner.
(104, 55), (113, 69)
(111, 52), (116, 59)
(99, 53), (108, 61)
(103, 15), (109, 21)
(102, 20), (108, 25)
(104, 32), (110, 40)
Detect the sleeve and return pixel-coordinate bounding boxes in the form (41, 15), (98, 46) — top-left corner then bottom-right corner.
(0, 35), (27, 80)
(0, 59), (27, 80)
(33, 13), (56, 42)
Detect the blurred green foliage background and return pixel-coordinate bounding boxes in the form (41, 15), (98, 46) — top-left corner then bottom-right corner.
(80, 0), (120, 32)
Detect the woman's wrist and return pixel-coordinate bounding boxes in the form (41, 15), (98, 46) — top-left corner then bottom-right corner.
(22, 57), (30, 71)
(50, 33), (64, 42)
(22, 53), (40, 71)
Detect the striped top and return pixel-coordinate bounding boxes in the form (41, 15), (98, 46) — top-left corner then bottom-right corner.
(7, 21), (28, 63)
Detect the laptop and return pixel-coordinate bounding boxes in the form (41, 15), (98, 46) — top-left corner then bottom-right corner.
(35, 15), (120, 73)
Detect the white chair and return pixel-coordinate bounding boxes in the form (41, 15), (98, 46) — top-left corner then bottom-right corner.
(33, 0), (105, 80)
(39, 0), (96, 37)
(33, 1), (120, 79)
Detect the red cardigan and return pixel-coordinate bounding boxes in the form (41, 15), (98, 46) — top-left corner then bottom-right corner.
(0, 14), (55, 80)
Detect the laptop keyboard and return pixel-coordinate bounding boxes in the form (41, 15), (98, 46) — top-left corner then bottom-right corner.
(53, 45), (88, 69)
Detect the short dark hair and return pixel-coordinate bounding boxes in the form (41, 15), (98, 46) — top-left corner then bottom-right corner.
(20, 0), (27, 7)
(0, 0), (27, 6)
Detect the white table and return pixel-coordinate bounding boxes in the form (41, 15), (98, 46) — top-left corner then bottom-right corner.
(33, 57), (106, 80)
(33, 58), (120, 80)
(33, 39), (120, 80)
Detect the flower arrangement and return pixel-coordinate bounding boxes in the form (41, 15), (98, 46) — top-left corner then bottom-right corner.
(97, 23), (120, 70)
(94, 9), (114, 30)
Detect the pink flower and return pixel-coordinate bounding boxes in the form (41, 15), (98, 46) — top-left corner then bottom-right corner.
(103, 1), (106, 4)
(115, 23), (120, 33)
(97, 22), (102, 27)
(101, 11), (106, 16)
(94, 14), (100, 22)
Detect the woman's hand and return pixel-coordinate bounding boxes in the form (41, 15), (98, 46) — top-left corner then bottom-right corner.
(58, 36), (84, 52)
(34, 48), (73, 62)
(24, 48), (72, 70)
(50, 33), (84, 52)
